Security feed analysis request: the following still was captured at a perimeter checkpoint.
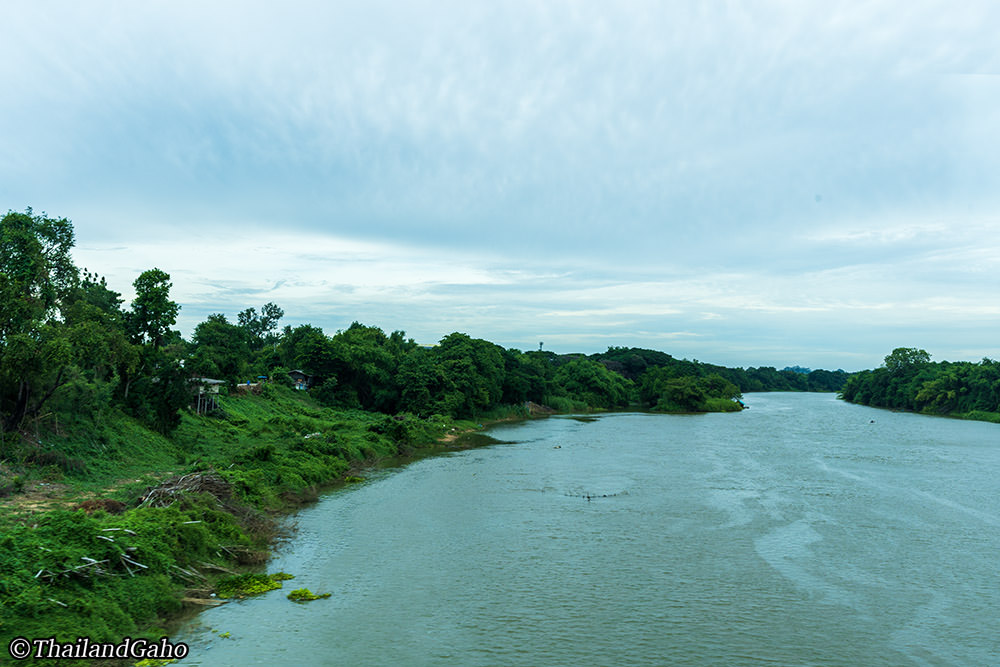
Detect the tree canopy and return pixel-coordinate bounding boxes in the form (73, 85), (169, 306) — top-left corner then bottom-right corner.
(1, 208), (863, 439)
(842, 350), (1000, 417)
(0, 209), (78, 432)
(128, 268), (179, 349)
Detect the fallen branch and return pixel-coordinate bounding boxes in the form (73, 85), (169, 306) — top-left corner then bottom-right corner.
(121, 555), (148, 569)
(139, 472), (232, 508)
(198, 561), (237, 575)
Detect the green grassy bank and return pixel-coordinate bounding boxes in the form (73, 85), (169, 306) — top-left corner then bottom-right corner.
(0, 385), (489, 666)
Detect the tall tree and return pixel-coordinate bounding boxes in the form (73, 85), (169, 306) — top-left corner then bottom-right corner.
(190, 314), (249, 385)
(62, 275), (137, 386)
(883, 347), (931, 375)
(433, 333), (505, 417)
(237, 302), (284, 351)
(0, 209), (79, 432)
(0, 209), (76, 332)
(127, 268), (179, 349)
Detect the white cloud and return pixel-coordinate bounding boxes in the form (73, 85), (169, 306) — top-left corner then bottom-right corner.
(4, 1), (1000, 370)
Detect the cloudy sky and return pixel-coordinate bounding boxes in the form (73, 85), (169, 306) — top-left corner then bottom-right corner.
(3, 1), (999, 370)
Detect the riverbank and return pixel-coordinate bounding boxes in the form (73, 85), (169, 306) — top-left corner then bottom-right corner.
(0, 386), (522, 666)
(168, 393), (1000, 666)
(837, 399), (1000, 425)
(838, 352), (1000, 423)
(1, 383), (750, 665)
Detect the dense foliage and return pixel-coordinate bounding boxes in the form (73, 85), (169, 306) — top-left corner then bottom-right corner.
(1, 210), (853, 442)
(590, 347), (850, 396)
(638, 370), (743, 413)
(841, 347), (1000, 420)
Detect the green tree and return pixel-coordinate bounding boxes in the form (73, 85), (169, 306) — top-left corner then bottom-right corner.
(433, 333), (506, 417)
(127, 268), (179, 349)
(322, 323), (411, 411)
(553, 358), (632, 409)
(396, 348), (448, 416)
(0, 209), (78, 432)
(190, 314), (249, 385)
(114, 269), (187, 431)
(639, 368), (741, 412)
(276, 324), (339, 385)
(500, 348), (550, 404)
(883, 347), (931, 375)
(237, 302), (284, 351)
(122, 346), (190, 434)
(60, 273), (141, 405)
(806, 369), (850, 392)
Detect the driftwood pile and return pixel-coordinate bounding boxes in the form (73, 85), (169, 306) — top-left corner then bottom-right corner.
(139, 470), (275, 559)
(33, 471), (277, 608)
(138, 472), (232, 509)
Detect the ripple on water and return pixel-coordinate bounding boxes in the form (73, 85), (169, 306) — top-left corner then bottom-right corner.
(754, 517), (860, 611)
(178, 396), (1000, 666)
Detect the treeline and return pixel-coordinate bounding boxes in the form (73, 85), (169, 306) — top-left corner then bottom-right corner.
(1, 209), (851, 444)
(591, 347), (850, 395)
(193, 333), (848, 418)
(841, 347), (1000, 420)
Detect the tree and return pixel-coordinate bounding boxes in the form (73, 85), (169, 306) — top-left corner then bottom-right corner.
(237, 302), (284, 351)
(0, 209), (77, 339)
(805, 369), (850, 392)
(432, 333), (506, 417)
(396, 348), (447, 416)
(121, 346), (190, 434)
(278, 324), (335, 379)
(500, 348), (550, 405)
(554, 358), (632, 409)
(61, 274), (138, 388)
(639, 368), (741, 412)
(190, 314), (249, 385)
(883, 347), (931, 375)
(128, 268), (179, 349)
(0, 209), (79, 432)
(325, 324), (414, 411)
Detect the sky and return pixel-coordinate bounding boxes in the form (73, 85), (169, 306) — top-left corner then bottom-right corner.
(2, 1), (999, 371)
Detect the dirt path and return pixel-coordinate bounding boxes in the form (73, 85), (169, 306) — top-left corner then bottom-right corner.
(0, 471), (176, 519)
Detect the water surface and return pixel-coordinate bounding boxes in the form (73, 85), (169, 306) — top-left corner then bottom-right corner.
(179, 393), (1000, 665)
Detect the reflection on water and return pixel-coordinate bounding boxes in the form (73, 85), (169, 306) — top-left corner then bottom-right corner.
(178, 394), (1000, 666)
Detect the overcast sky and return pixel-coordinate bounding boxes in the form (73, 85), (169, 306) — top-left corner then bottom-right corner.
(3, 1), (999, 370)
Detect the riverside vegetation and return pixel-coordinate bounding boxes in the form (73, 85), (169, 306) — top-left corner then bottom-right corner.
(2, 208), (852, 661)
(841, 347), (1000, 422)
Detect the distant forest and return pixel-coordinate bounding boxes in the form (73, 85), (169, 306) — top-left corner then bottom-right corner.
(1, 209), (849, 440)
(841, 347), (1000, 422)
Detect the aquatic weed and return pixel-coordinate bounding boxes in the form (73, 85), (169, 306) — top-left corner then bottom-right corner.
(286, 588), (331, 602)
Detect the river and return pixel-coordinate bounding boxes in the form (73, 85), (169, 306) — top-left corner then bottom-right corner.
(177, 393), (1000, 665)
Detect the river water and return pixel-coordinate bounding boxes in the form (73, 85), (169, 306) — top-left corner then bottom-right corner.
(177, 393), (1000, 666)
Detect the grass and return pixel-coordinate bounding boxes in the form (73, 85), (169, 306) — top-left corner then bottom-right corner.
(0, 384), (464, 665)
(542, 395), (592, 413)
(951, 410), (1000, 424)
